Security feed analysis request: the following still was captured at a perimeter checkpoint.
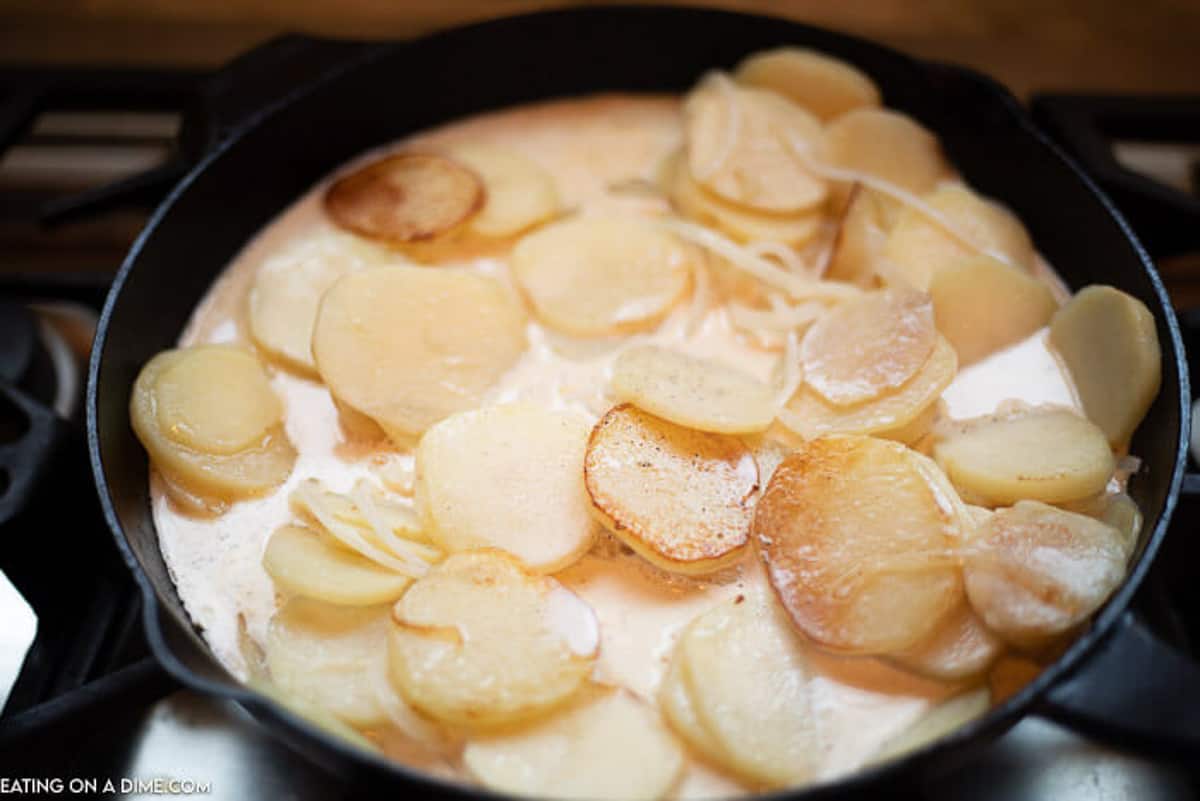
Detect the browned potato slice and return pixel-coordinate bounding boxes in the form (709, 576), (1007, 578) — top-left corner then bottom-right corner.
(933, 406), (1115, 506)
(883, 185), (1036, 290)
(510, 217), (694, 337)
(963, 501), (1127, 647)
(388, 550), (598, 728)
(930, 255), (1057, 365)
(825, 184), (887, 287)
(312, 266), (527, 440)
(800, 287), (936, 406)
(323, 153), (483, 244)
(262, 524), (413, 606)
(685, 76), (826, 213)
(131, 347), (295, 512)
(451, 145), (560, 238)
(661, 149), (822, 248)
(781, 335), (956, 440)
(753, 436), (963, 655)
(584, 405), (759, 575)
(892, 601), (1002, 681)
(824, 109), (951, 198)
(1049, 285), (1162, 447)
(734, 47), (881, 121)
(610, 345), (778, 434)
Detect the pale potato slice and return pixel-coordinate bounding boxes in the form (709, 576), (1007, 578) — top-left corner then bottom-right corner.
(611, 345), (777, 434)
(153, 345), (282, 455)
(661, 149), (822, 248)
(262, 524), (413, 606)
(584, 405), (759, 575)
(1049, 285), (1162, 447)
(131, 348), (295, 511)
(883, 184), (1036, 291)
(415, 404), (594, 573)
(930, 255), (1057, 365)
(872, 687), (990, 763)
(800, 287), (936, 406)
(734, 47), (881, 121)
(451, 145), (560, 238)
(265, 598), (391, 728)
(249, 677), (379, 754)
(1101, 493), (1142, 560)
(932, 406), (1115, 506)
(685, 76), (826, 213)
(464, 685), (684, 800)
(388, 550), (598, 728)
(678, 594), (818, 787)
(510, 217), (694, 336)
(892, 601), (1002, 681)
(824, 109), (951, 198)
(659, 653), (726, 764)
(781, 336), (956, 440)
(964, 501), (1127, 647)
(323, 152), (483, 244)
(312, 266), (527, 439)
(753, 436), (963, 654)
(825, 183), (887, 287)
(877, 398), (943, 447)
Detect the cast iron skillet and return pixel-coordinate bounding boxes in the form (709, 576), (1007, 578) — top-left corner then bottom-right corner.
(87, 6), (1200, 798)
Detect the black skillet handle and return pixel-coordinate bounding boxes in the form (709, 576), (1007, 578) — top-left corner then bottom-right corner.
(0, 382), (71, 527)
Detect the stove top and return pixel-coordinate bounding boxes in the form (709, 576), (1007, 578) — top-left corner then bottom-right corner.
(1, 53), (1199, 801)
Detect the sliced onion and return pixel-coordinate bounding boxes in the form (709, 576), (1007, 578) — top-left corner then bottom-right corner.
(775, 329), (804, 408)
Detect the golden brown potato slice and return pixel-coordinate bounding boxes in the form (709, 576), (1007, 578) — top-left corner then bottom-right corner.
(781, 335), (956, 440)
(871, 687), (990, 764)
(734, 47), (881, 121)
(800, 287), (936, 406)
(610, 345), (778, 434)
(685, 76), (826, 213)
(677, 594), (818, 787)
(388, 550), (598, 728)
(932, 406), (1115, 506)
(824, 109), (951, 198)
(753, 436), (963, 655)
(463, 685), (684, 800)
(1049, 285), (1162, 447)
(312, 266), (527, 440)
(414, 404), (595, 573)
(510, 217), (694, 337)
(584, 405), (759, 575)
(451, 145), (560, 238)
(891, 601), (1002, 681)
(323, 152), (483, 244)
(963, 501), (1127, 647)
(131, 347), (295, 512)
(825, 183), (887, 287)
(263, 524), (413, 606)
(930, 255), (1057, 365)
(883, 184), (1036, 290)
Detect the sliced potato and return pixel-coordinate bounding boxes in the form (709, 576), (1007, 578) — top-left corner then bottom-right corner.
(753, 436), (963, 654)
(989, 655), (1043, 703)
(1049, 285), (1162, 447)
(782, 335), (956, 439)
(451, 145), (560, 238)
(131, 348), (295, 511)
(883, 184), (1036, 291)
(584, 405), (759, 575)
(661, 149), (822, 248)
(734, 47), (881, 121)
(872, 687), (990, 764)
(825, 183), (887, 287)
(930, 255), (1057, 365)
(963, 501), (1127, 647)
(262, 524), (413, 606)
(463, 685), (684, 800)
(800, 287), (936, 406)
(323, 152), (483, 244)
(824, 108), (950, 198)
(892, 601), (1002, 681)
(312, 266), (527, 440)
(415, 403), (594, 573)
(677, 595), (818, 787)
(611, 345), (777, 434)
(265, 598), (391, 728)
(932, 406), (1115, 506)
(659, 652), (726, 764)
(510, 216), (693, 336)
(1101, 493), (1142, 560)
(388, 550), (598, 728)
(685, 76), (826, 213)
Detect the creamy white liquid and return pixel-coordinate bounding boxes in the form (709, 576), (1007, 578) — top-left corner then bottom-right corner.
(153, 95), (1083, 797)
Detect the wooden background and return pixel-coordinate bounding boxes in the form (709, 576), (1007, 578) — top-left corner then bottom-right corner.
(3, 0), (1200, 98)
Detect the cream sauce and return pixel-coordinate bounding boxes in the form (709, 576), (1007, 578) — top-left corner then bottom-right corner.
(153, 94), (1084, 797)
